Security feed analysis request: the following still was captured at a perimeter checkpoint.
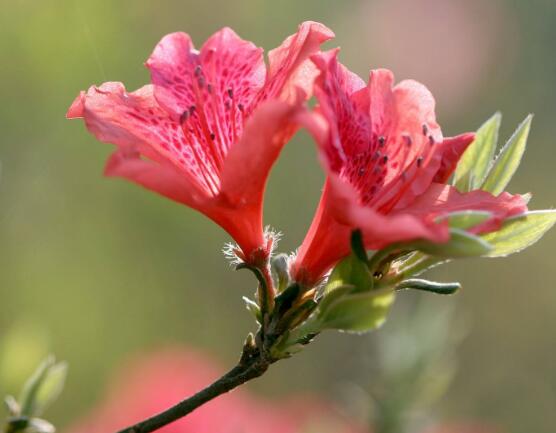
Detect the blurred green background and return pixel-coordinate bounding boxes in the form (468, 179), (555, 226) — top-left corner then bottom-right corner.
(1, 0), (555, 432)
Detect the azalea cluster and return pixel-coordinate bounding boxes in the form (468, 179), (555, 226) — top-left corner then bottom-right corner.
(68, 21), (554, 432)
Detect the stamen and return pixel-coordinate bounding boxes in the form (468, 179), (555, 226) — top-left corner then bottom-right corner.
(429, 135), (435, 145)
(417, 156), (424, 167)
(189, 105), (196, 115)
(403, 135), (412, 147)
(194, 65), (202, 77)
(422, 124), (428, 135)
(381, 155), (388, 165)
(227, 88), (234, 99)
(210, 132), (216, 140)
(378, 136), (386, 147)
(180, 110), (190, 124)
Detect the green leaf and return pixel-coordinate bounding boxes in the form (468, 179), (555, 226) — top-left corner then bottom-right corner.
(326, 253), (373, 293)
(319, 289), (395, 333)
(19, 356), (67, 417)
(482, 210), (556, 257)
(271, 253), (290, 292)
(242, 296), (261, 323)
(416, 229), (492, 257)
(482, 114), (532, 194)
(396, 278), (461, 295)
(436, 210), (493, 230)
(454, 112), (501, 192)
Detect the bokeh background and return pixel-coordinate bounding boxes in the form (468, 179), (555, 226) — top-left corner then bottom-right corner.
(1, 0), (555, 432)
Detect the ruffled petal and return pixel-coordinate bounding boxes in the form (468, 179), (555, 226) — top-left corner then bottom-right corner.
(145, 32), (199, 117)
(310, 49), (370, 167)
(104, 149), (205, 210)
(71, 82), (220, 197)
(401, 183), (528, 234)
(219, 97), (302, 206)
(261, 21), (335, 102)
(433, 132), (476, 183)
(370, 75), (444, 211)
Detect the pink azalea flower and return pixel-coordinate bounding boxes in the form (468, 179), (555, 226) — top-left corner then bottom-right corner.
(67, 22), (333, 264)
(292, 50), (527, 286)
(64, 347), (365, 433)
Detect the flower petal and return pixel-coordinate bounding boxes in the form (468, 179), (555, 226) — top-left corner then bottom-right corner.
(310, 49), (370, 167)
(433, 132), (476, 183)
(262, 21), (335, 102)
(145, 32), (199, 117)
(401, 183), (528, 234)
(326, 173), (448, 249)
(104, 149), (205, 209)
(219, 97), (302, 206)
(71, 82), (220, 197)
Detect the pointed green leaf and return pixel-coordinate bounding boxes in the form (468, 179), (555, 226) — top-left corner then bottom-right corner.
(482, 210), (556, 257)
(242, 296), (261, 323)
(32, 362), (67, 416)
(454, 112), (501, 191)
(319, 289), (395, 333)
(416, 229), (492, 257)
(396, 278), (461, 295)
(482, 115), (532, 194)
(436, 210), (493, 230)
(19, 356), (67, 417)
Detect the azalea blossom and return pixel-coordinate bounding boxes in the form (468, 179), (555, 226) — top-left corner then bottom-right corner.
(67, 22), (333, 264)
(64, 347), (365, 433)
(292, 50), (527, 286)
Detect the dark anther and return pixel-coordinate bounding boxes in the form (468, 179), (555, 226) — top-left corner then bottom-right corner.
(429, 135), (435, 145)
(238, 103), (244, 112)
(210, 132), (216, 140)
(378, 135), (386, 147)
(417, 156), (424, 167)
(372, 151), (381, 161)
(381, 155), (389, 164)
(179, 110), (189, 123)
(194, 65), (202, 77)
(227, 88), (234, 99)
(422, 123), (428, 135)
(198, 76), (205, 88)
(189, 105), (196, 115)
(207, 84), (213, 94)
(403, 135), (413, 146)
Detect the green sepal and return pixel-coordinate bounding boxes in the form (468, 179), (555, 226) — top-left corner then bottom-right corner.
(318, 288), (395, 334)
(435, 210), (492, 230)
(350, 229), (368, 263)
(415, 228), (492, 257)
(482, 114), (532, 195)
(273, 283), (301, 317)
(396, 278), (461, 295)
(271, 253), (290, 292)
(326, 253), (373, 294)
(454, 112), (501, 192)
(482, 210), (556, 257)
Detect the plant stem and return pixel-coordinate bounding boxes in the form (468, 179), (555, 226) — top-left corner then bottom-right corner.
(115, 341), (270, 433)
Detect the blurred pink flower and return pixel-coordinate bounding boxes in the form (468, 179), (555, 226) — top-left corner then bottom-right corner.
(292, 50), (526, 285)
(64, 347), (365, 433)
(67, 22), (333, 264)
